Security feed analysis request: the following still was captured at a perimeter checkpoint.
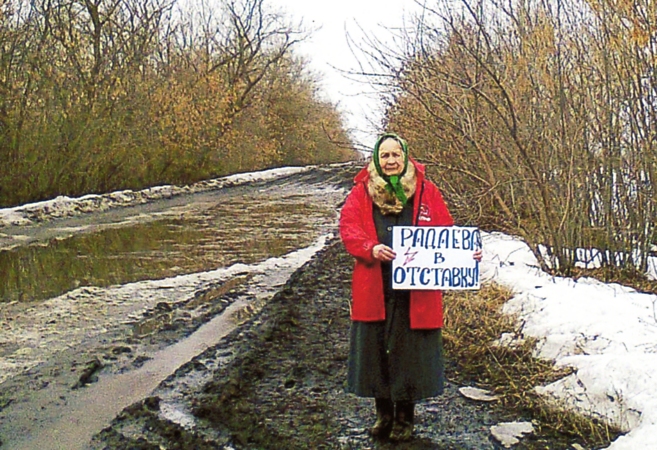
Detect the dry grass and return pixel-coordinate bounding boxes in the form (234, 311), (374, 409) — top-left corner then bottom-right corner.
(572, 266), (657, 296)
(443, 283), (619, 448)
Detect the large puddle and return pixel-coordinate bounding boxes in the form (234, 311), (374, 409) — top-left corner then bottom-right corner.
(0, 191), (340, 304)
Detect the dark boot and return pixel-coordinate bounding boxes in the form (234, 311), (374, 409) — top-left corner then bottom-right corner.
(370, 398), (394, 438)
(389, 401), (414, 442)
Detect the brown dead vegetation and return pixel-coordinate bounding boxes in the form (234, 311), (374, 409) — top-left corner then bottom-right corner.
(358, 0), (657, 277)
(444, 283), (620, 448)
(0, 0), (354, 208)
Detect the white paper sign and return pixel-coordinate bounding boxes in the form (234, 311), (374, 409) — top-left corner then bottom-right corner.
(392, 226), (481, 290)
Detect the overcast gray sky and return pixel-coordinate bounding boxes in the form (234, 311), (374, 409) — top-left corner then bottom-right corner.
(271, 0), (424, 150)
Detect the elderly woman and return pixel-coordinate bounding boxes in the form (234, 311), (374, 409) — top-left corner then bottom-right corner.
(339, 133), (480, 441)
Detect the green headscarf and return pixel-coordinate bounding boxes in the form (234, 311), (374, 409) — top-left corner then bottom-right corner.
(373, 132), (410, 205)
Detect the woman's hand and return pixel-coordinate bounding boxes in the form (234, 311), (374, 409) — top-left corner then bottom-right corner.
(473, 248), (483, 262)
(372, 244), (396, 262)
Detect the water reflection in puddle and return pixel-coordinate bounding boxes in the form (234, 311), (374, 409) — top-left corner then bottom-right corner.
(0, 191), (341, 304)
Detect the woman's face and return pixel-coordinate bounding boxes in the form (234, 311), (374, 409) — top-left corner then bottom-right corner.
(378, 139), (405, 176)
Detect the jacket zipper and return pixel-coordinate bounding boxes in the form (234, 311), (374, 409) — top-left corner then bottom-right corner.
(413, 181), (426, 226)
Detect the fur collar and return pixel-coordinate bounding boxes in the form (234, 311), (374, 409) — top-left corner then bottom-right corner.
(367, 159), (417, 215)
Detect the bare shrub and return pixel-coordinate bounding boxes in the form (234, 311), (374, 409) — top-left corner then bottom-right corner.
(362, 0), (656, 275)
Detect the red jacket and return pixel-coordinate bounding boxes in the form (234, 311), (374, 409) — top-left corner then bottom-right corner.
(339, 160), (453, 329)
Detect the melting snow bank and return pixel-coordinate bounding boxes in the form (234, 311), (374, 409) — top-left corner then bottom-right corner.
(481, 232), (657, 449)
(0, 166), (312, 227)
(0, 234), (331, 387)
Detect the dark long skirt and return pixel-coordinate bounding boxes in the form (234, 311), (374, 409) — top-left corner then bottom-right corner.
(346, 288), (445, 402)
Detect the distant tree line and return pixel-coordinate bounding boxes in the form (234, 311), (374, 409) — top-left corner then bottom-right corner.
(365, 0), (656, 275)
(0, 0), (354, 207)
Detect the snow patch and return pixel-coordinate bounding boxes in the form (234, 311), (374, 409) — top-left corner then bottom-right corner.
(0, 166), (311, 228)
(490, 421), (534, 448)
(459, 386), (499, 402)
(483, 232), (657, 448)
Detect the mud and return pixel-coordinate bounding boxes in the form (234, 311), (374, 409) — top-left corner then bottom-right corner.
(89, 240), (578, 450)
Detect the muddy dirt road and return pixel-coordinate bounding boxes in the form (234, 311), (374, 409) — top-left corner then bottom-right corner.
(90, 240), (568, 450)
(1, 163), (574, 449)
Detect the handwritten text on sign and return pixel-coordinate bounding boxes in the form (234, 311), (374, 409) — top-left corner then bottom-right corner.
(392, 226), (481, 290)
